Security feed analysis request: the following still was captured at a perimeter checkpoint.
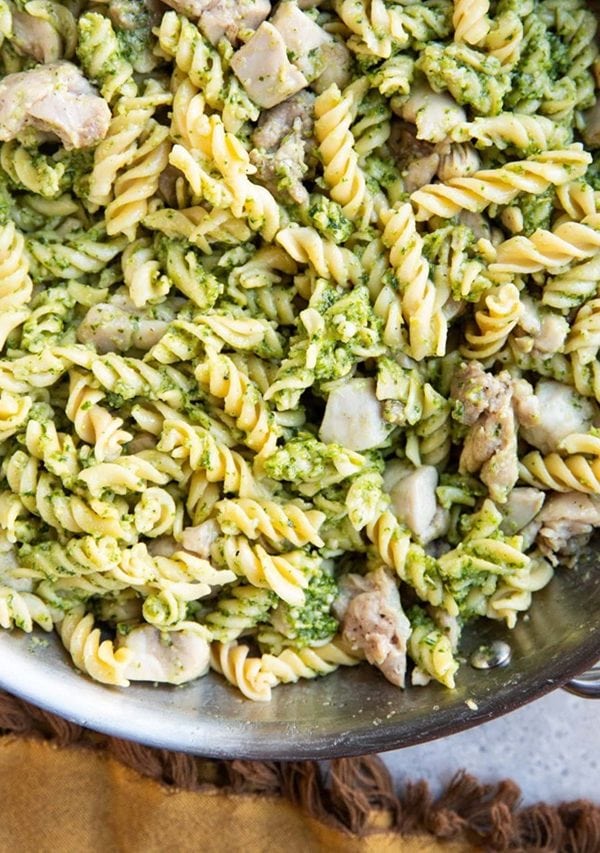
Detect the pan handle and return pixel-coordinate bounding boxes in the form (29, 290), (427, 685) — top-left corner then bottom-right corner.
(564, 663), (600, 698)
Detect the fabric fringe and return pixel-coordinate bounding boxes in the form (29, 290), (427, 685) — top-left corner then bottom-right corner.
(1, 691), (598, 852)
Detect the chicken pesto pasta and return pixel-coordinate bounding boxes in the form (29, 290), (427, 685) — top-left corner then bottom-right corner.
(0, 0), (599, 702)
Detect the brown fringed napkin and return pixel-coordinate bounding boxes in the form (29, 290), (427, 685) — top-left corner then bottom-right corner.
(0, 692), (598, 852)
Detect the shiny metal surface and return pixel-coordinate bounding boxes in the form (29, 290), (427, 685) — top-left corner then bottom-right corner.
(469, 640), (512, 670)
(1, 548), (599, 759)
(564, 664), (600, 698)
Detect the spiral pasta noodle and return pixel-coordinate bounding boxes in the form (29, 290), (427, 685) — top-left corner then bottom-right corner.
(461, 282), (522, 358)
(216, 498), (325, 549)
(381, 203), (446, 359)
(58, 606), (132, 686)
(0, 0), (597, 703)
(491, 214), (600, 274)
(453, 0), (490, 46)
(314, 82), (373, 227)
(411, 146), (590, 221)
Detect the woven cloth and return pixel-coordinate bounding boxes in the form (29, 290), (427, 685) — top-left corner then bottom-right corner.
(1, 691), (599, 852)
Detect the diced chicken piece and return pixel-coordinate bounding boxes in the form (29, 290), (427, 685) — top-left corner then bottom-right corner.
(162, 0), (209, 16)
(583, 98), (600, 148)
(534, 314), (570, 356)
(251, 93), (316, 198)
(131, 319), (169, 351)
(0, 62), (110, 150)
(452, 365), (518, 503)
(536, 493), (600, 565)
(200, 0), (270, 45)
(147, 536), (178, 557)
(77, 304), (132, 354)
(333, 568), (411, 687)
(500, 487), (545, 536)
(77, 301), (169, 353)
(513, 297), (569, 358)
(12, 11), (62, 63)
(271, 2), (332, 81)
(451, 361), (510, 426)
(437, 142), (480, 182)
(252, 91), (314, 150)
(401, 83), (466, 143)
(312, 40), (353, 94)
(388, 465), (449, 544)
(457, 210), (492, 241)
(182, 520), (220, 558)
(319, 378), (389, 451)
(511, 377), (539, 430)
(251, 119), (308, 204)
(104, 0), (163, 29)
(388, 120), (439, 193)
(461, 400), (518, 504)
(231, 22), (308, 109)
(118, 624), (210, 685)
(517, 380), (596, 454)
(382, 459), (413, 494)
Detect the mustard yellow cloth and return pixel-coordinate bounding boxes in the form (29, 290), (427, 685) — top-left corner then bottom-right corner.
(0, 737), (472, 853)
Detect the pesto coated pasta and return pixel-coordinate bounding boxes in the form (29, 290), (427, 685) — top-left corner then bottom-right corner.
(0, 0), (599, 702)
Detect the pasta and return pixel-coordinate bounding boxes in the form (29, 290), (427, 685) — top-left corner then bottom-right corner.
(411, 146), (591, 221)
(0, 0), (598, 706)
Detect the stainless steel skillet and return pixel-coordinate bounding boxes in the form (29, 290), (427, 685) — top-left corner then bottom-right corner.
(0, 545), (598, 759)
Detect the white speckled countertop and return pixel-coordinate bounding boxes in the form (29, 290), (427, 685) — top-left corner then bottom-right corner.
(382, 689), (600, 804)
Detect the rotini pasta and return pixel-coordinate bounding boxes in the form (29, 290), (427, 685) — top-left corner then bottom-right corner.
(0, 0), (596, 706)
(411, 146), (591, 221)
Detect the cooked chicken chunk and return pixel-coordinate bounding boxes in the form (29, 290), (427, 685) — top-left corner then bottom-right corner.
(118, 624), (210, 684)
(457, 210), (492, 241)
(515, 380), (596, 454)
(270, 2), (332, 81)
(78, 293), (178, 354)
(252, 92), (314, 150)
(333, 568), (411, 687)
(536, 493), (600, 565)
(251, 92), (314, 205)
(312, 40), (353, 94)
(452, 364), (518, 503)
(105, 0), (163, 29)
(77, 302), (169, 353)
(513, 297), (569, 358)
(319, 378), (389, 451)
(451, 361), (511, 426)
(0, 62), (110, 150)
(389, 121), (439, 192)
(500, 487), (545, 535)
(437, 142), (480, 182)
(401, 82), (466, 143)
(12, 11), (62, 63)
(583, 97), (600, 148)
(251, 120), (307, 204)
(182, 520), (220, 559)
(231, 22), (307, 108)
(162, 0), (208, 16)
(200, 0), (270, 45)
(388, 465), (449, 544)
(382, 458), (414, 494)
